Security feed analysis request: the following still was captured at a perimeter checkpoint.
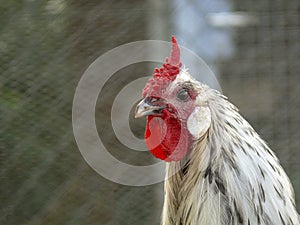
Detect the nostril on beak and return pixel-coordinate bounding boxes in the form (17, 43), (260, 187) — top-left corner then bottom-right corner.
(135, 97), (166, 118)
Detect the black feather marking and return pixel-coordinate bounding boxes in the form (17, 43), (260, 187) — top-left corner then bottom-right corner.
(259, 183), (266, 202)
(214, 171), (226, 195)
(274, 185), (285, 202)
(278, 211), (286, 225)
(265, 146), (274, 156)
(234, 200), (244, 224)
(278, 181), (284, 189)
(250, 184), (255, 200)
(182, 161), (189, 176)
(204, 166), (213, 184)
(185, 205), (193, 221)
(258, 197), (264, 213)
(263, 214), (272, 225)
(226, 205), (234, 224)
(257, 214), (261, 224)
(221, 146), (238, 171)
(246, 142), (252, 150)
(288, 216), (293, 225)
(241, 146), (247, 155)
(258, 164), (265, 179)
(268, 160), (277, 172)
(253, 147), (261, 157)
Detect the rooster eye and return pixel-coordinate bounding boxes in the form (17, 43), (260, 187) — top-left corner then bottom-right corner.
(176, 89), (190, 102)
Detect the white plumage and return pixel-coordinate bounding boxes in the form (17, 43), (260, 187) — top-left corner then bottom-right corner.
(162, 71), (299, 225)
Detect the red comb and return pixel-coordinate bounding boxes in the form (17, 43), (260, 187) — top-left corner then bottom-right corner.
(166, 35), (181, 66)
(142, 36), (182, 97)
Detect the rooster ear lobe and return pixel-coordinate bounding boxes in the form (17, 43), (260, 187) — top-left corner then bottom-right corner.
(187, 106), (211, 139)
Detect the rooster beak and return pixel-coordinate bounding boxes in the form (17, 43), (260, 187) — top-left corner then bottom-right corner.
(135, 97), (166, 118)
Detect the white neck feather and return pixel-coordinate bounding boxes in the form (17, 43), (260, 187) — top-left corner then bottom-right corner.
(162, 90), (299, 225)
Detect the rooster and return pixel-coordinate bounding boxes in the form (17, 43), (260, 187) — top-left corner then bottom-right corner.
(135, 36), (299, 225)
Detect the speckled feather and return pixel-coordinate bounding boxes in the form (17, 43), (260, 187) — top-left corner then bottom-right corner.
(162, 72), (300, 225)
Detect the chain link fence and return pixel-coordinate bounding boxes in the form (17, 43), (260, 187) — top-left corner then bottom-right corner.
(0, 0), (299, 224)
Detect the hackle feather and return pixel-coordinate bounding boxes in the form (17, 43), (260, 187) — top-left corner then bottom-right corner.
(162, 82), (299, 225)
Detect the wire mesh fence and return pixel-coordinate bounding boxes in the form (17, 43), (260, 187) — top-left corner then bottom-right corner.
(0, 0), (299, 224)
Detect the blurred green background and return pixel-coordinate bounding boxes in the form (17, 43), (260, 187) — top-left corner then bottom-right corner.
(0, 0), (299, 224)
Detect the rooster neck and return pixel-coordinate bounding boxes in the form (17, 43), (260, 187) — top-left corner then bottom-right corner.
(162, 92), (299, 225)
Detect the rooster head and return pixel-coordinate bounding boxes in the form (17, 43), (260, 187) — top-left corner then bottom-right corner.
(135, 36), (212, 162)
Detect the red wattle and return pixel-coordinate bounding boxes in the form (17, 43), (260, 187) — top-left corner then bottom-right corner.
(145, 113), (189, 162)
